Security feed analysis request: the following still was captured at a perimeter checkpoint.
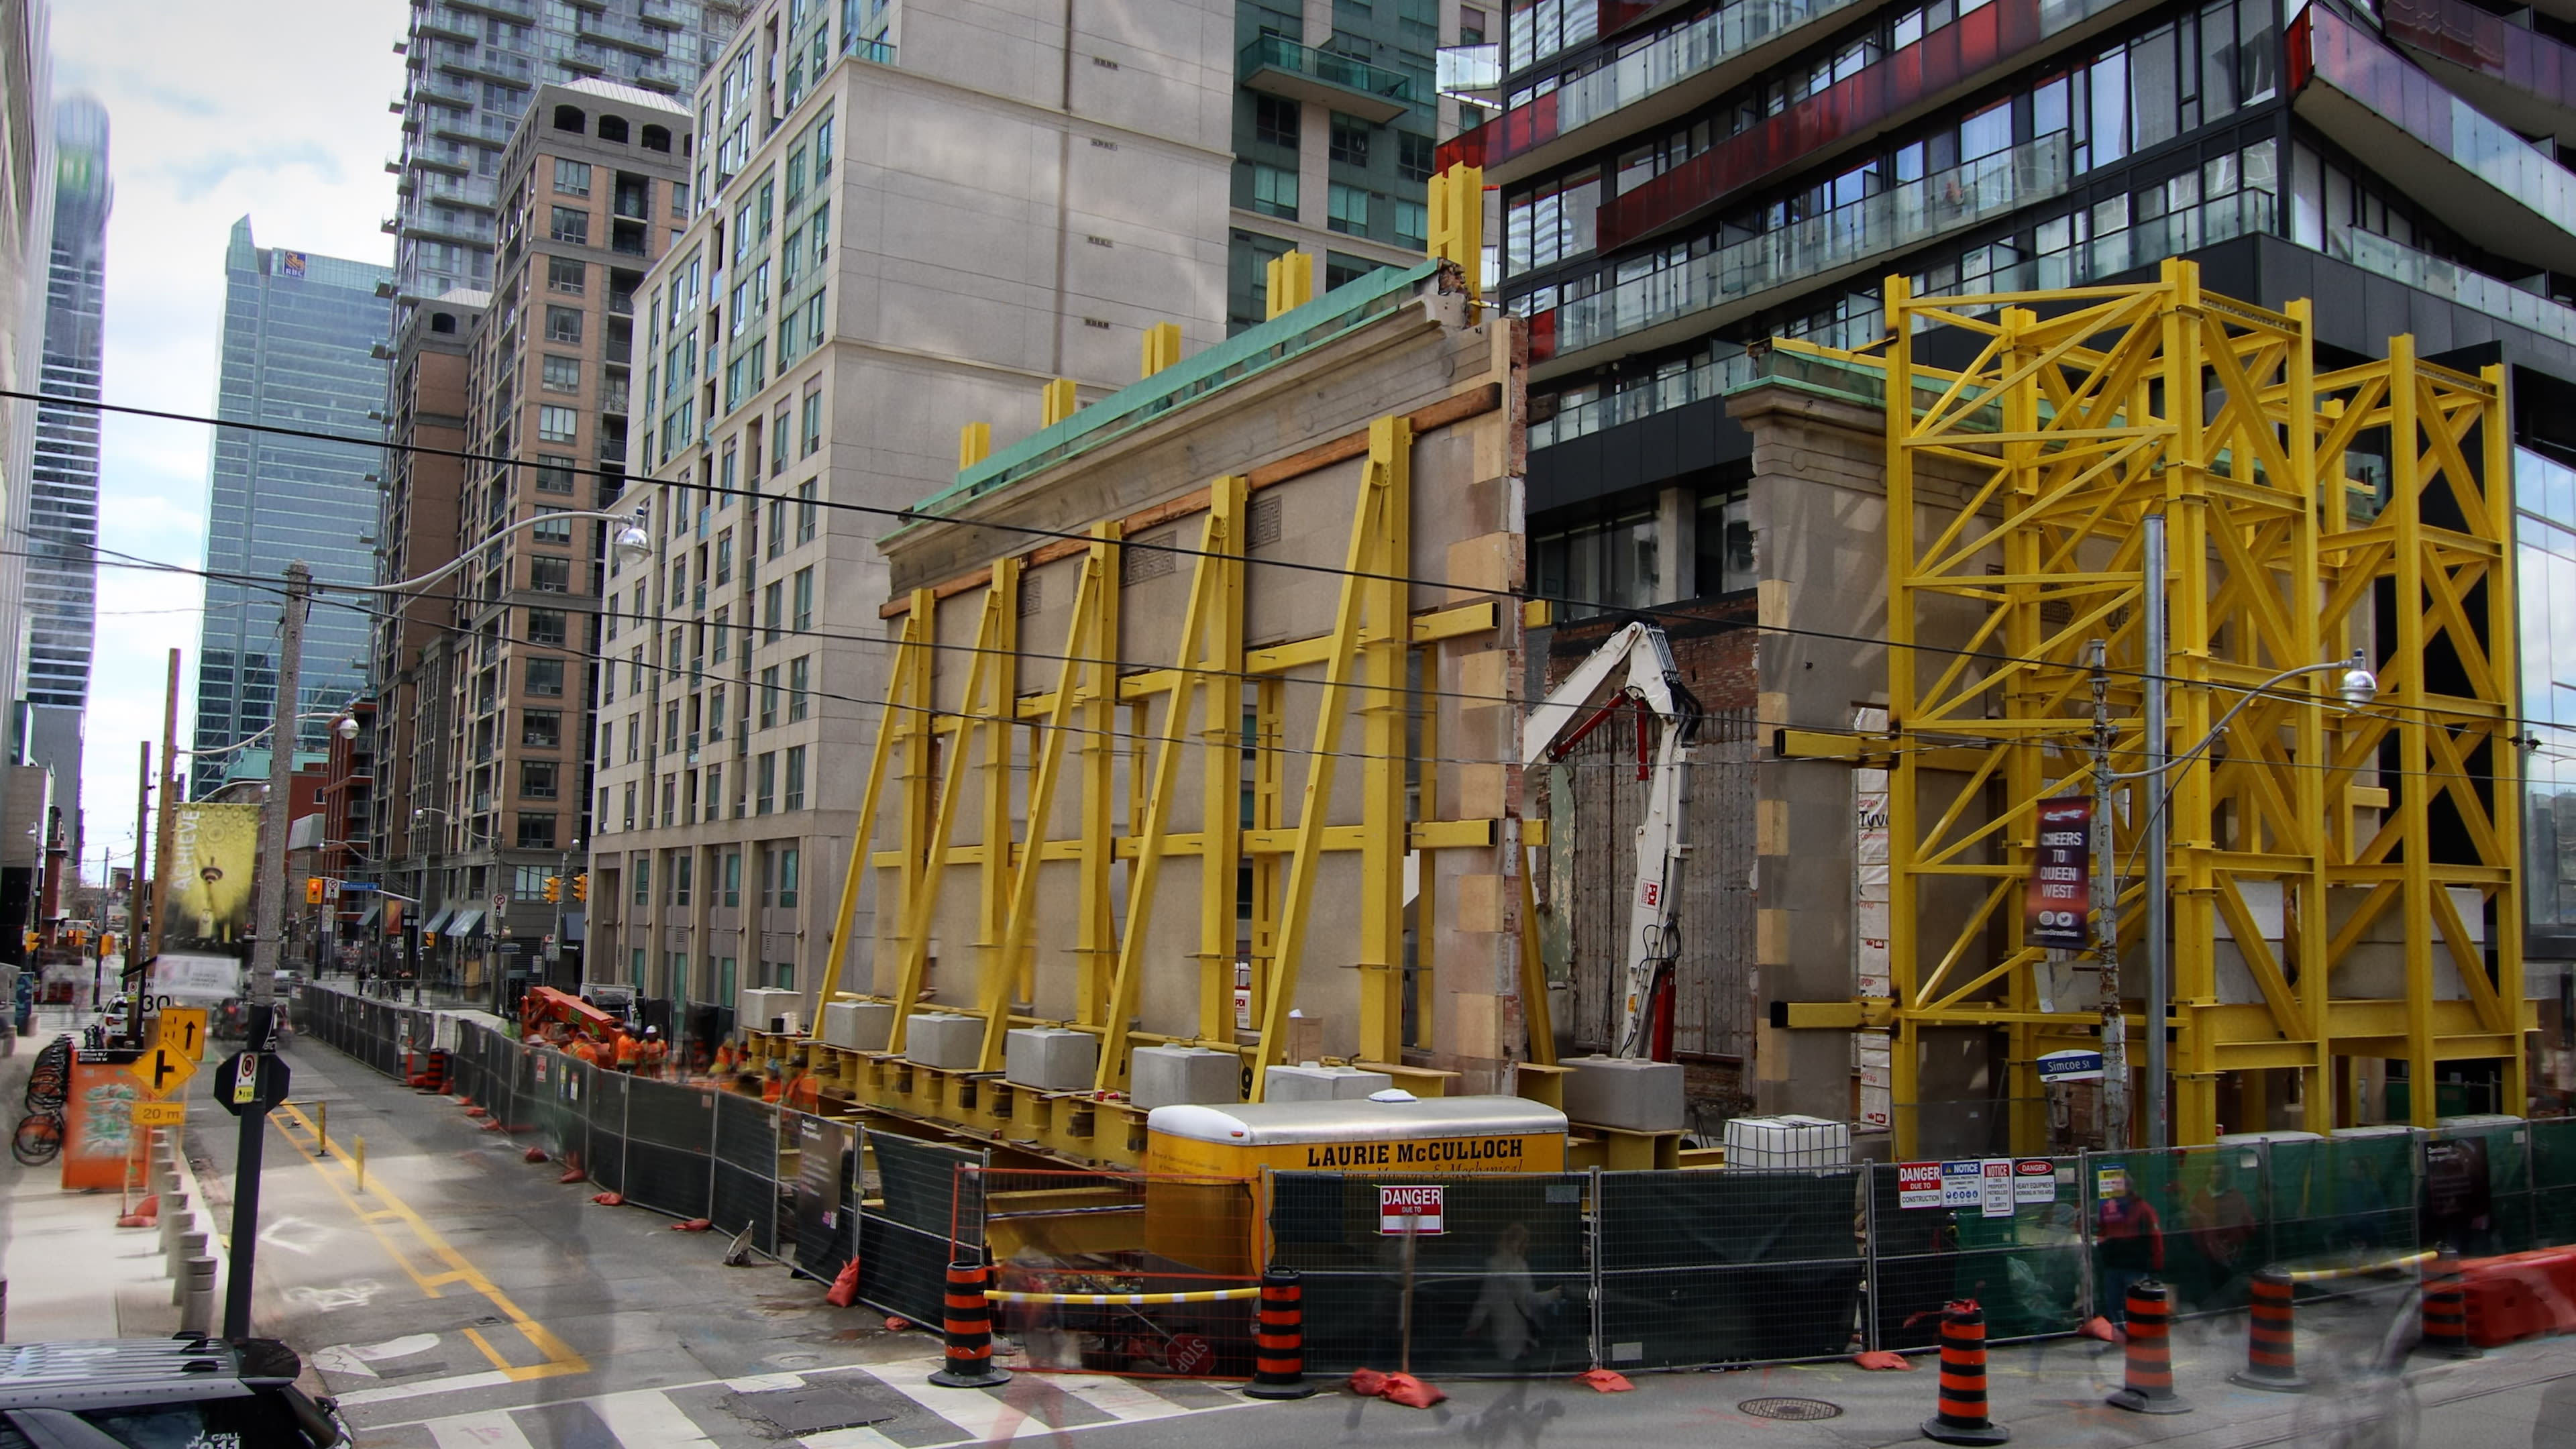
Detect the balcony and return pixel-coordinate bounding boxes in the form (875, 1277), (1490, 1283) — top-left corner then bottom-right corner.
(415, 5), (476, 40)
(1530, 132), (2071, 372)
(1438, 43), (1501, 107)
(2382, 0), (2576, 152)
(1239, 35), (1415, 123)
(2341, 227), (2576, 348)
(2290, 3), (2576, 273)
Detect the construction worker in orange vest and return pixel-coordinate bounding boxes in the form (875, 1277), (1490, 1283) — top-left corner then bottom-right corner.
(614, 1029), (643, 1072)
(571, 1034), (600, 1067)
(639, 1026), (668, 1076)
(713, 1038), (737, 1077)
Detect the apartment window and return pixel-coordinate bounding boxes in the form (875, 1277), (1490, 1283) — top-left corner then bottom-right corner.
(534, 456), (576, 493)
(763, 581), (783, 642)
(531, 508), (572, 544)
(792, 566), (812, 631)
(629, 647), (643, 694)
(541, 355), (581, 392)
(548, 256), (586, 292)
(712, 606), (730, 661)
(1328, 182), (1371, 235)
(549, 205), (590, 244)
(525, 657), (566, 696)
(714, 529), (733, 585)
(633, 855), (649, 904)
(708, 684), (727, 740)
(1397, 131), (1436, 182)
(526, 608), (568, 647)
(755, 751), (776, 814)
(530, 556), (570, 592)
(788, 655), (810, 722)
(1250, 163), (1297, 219)
(626, 712), (641, 762)
(622, 781), (637, 830)
(1254, 94), (1299, 150)
(779, 847), (800, 906)
(775, 961), (794, 990)
(796, 481), (816, 543)
(521, 759), (559, 799)
(661, 773), (678, 826)
(723, 851), (743, 908)
(516, 812), (557, 849)
(672, 180), (689, 216)
(522, 708), (561, 748)
(760, 665), (780, 728)
(665, 699), (680, 751)
(1330, 113), (1372, 167)
(554, 158), (592, 195)
(1395, 199), (1428, 250)
(784, 746), (806, 811)
(672, 853), (694, 906)
(771, 405), (791, 474)
(704, 761), (722, 818)
(767, 498), (786, 557)
(800, 388), (822, 455)
(545, 306), (584, 343)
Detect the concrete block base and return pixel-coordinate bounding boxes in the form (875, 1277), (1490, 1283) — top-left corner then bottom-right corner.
(1560, 1055), (1686, 1132)
(906, 1012), (985, 1071)
(1006, 1028), (1098, 1091)
(820, 1000), (895, 1052)
(1264, 1064), (1394, 1102)
(1131, 1046), (1239, 1110)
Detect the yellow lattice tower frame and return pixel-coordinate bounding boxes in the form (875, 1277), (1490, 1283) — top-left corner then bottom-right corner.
(1880, 258), (2521, 1153)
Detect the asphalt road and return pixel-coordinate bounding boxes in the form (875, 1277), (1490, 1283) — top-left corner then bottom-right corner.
(180, 1028), (2576, 1448)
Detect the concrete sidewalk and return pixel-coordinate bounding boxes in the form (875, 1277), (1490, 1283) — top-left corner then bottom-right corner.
(0, 1007), (206, 1342)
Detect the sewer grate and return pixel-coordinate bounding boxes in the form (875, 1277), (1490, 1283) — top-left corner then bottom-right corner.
(727, 1385), (899, 1436)
(1739, 1397), (1844, 1421)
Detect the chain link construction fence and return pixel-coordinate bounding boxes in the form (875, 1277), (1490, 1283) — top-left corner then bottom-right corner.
(300, 986), (2576, 1378)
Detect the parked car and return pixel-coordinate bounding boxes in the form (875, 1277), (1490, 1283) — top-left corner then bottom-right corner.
(0, 1336), (346, 1446)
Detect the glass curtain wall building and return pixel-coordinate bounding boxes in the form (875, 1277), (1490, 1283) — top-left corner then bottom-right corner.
(191, 221), (392, 799)
(392, 0), (744, 299)
(29, 95), (105, 715)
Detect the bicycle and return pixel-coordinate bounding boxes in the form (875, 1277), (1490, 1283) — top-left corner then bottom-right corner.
(12, 1035), (71, 1165)
(9, 1108), (61, 1165)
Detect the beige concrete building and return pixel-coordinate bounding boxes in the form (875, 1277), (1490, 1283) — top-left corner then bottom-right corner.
(588, 0), (1237, 1039)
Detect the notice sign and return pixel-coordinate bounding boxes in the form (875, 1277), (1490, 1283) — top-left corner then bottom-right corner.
(2027, 796), (2092, 949)
(1980, 1159), (2015, 1218)
(1379, 1185), (1446, 1235)
(1898, 1162), (1943, 1209)
(2014, 1158), (2059, 1205)
(1939, 1160), (1985, 1209)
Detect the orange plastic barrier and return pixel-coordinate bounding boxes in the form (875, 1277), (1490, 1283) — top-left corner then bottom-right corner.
(2457, 1247), (2576, 1348)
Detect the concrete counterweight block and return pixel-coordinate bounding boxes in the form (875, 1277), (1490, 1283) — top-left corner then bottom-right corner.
(1130, 1046), (1240, 1110)
(820, 999), (895, 1052)
(905, 1013), (985, 1071)
(1560, 1054), (1686, 1132)
(1263, 1064), (1395, 1102)
(735, 987), (801, 1036)
(1005, 1028), (1097, 1091)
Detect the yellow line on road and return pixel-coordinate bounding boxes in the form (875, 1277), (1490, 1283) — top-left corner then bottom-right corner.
(271, 1102), (588, 1385)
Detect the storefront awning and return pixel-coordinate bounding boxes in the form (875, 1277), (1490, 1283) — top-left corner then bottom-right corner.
(448, 909), (486, 938)
(355, 901), (384, 928)
(419, 908), (454, 936)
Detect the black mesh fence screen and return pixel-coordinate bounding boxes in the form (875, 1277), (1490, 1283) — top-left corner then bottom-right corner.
(1870, 1158), (2087, 1348)
(623, 1077), (715, 1220)
(1599, 1168), (1867, 1367)
(710, 1091), (780, 1254)
(1271, 1173), (1593, 1378)
(2534, 1118), (2576, 1246)
(856, 1130), (987, 1328)
(587, 1067), (629, 1195)
(790, 1113), (857, 1283)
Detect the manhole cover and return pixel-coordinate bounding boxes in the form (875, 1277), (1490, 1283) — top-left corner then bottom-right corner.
(727, 1386), (896, 1436)
(1739, 1397), (1843, 1421)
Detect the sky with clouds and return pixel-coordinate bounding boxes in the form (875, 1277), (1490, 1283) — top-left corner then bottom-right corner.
(53, 0), (407, 881)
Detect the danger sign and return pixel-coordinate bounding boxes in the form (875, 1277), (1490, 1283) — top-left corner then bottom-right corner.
(1379, 1184), (1445, 1235)
(1897, 1162), (1943, 1209)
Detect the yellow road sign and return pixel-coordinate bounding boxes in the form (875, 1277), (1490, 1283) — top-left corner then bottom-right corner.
(132, 1102), (185, 1128)
(157, 1008), (209, 1062)
(126, 1044), (197, 1095)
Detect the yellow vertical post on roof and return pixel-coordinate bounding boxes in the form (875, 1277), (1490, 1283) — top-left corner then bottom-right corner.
(1041, 378), (1079, 427)
(1881, 272), (1921, 1162)
(971, 558), (1021, 1070)
(958, 421), (991, 470)
(888, 585), (1003, 1057)
(987, 541), (1103, 1057)
(1141, 322), (1183, 379)
(1076, 524), (1122, 1027)
(2390, 335), (2438, 1127)
(2486, 362), (2529, 1121)
(1199, 478), (1248, 1046)
(1356, 415), (1413, 1068)
(814, 606), (921, 1008)
(1265, 251), (1313, 319)
(1427, 164), (1484, 300)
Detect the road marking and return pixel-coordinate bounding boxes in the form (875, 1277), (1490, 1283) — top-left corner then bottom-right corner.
(796, 1428), (904, 1448)
(358, 1333), (443, 1361)
(424, 1410), (535, 1448)
(860, 1358), (1100, 1442)
(272, 1101), (587, 1386)
(337, 1369), (514, 1408)
(588, 1389), (720, 1447)
(1049, 1373), (1201, 1423)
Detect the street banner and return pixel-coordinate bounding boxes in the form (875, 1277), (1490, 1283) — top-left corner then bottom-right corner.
(170, 803), (262, 949)
(2026, 796), (2092, 949)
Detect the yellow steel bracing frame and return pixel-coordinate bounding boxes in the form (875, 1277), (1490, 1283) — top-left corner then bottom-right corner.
(823, 413), (1507, 1106)
(1876, 260), (2522, 1151)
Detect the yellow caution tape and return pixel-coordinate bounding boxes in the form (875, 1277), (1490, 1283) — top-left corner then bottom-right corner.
(985, 1287), (1263, 1305)
(2280, 1249), (2437, 1283)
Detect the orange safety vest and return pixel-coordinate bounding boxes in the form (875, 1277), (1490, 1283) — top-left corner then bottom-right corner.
(616, 1034), (641, 1065)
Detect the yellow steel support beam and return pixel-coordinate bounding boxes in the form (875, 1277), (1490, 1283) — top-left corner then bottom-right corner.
(888, 584), (1004, 1056)
(1199, 479), (1248, 1046)
(813, 606), (922, 1008)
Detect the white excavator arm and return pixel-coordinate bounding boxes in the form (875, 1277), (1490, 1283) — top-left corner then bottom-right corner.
(1523, 621), (1699, 1059)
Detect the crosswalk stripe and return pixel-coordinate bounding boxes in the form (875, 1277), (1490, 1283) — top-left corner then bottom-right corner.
(423, 1411), (535, 1449)
(337, 1368), (514, 1407)
(793, 1429), (904, 1449)
(1046, 1374), (1201, 1424)
(589, 1388), (721, 1448)
(858, 1359), (1104, 1443)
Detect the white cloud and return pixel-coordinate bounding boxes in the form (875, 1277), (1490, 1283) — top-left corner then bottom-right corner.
(52, 1), (407, 878)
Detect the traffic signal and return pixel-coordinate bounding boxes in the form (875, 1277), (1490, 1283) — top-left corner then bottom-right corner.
(19, 931), (34, 953)
(543, 875), (561, 904)
(423, 930), (438, 949)
(305, 876), (325, 905)
(100, 933), (115, 956)
(572, 873), (588, 903)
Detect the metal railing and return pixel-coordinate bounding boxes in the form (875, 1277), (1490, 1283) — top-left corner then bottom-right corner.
(1239, 34), (1415, 105)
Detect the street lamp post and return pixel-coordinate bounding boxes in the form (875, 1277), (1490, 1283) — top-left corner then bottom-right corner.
(2092, 515), (2378, 1148)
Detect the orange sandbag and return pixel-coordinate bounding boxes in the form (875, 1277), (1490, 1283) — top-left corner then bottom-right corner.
(2078, 1316), (2118, 1342)
(825, 1259), (862, 1307)
(558, 1167), (586, 1183)
(1347, 1368), (1446, 1409)
(672, 1217), (714, 1232)
(590, 1191), (625, 1206)
(1574, 1368), (1633, 1392)
(523, 1146), (549, 1163)
(885, 1316), (912, 1332)
(1854, 1350), (1913, 1371)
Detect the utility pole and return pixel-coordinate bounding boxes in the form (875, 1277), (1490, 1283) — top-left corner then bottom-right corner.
(2088, 639), (2131, 1152)
(123, 742), (148, 1012)
(2140, 514), (2171, 1150)
(147, 648), (180, 965)
(224, 561), (307, 1340)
